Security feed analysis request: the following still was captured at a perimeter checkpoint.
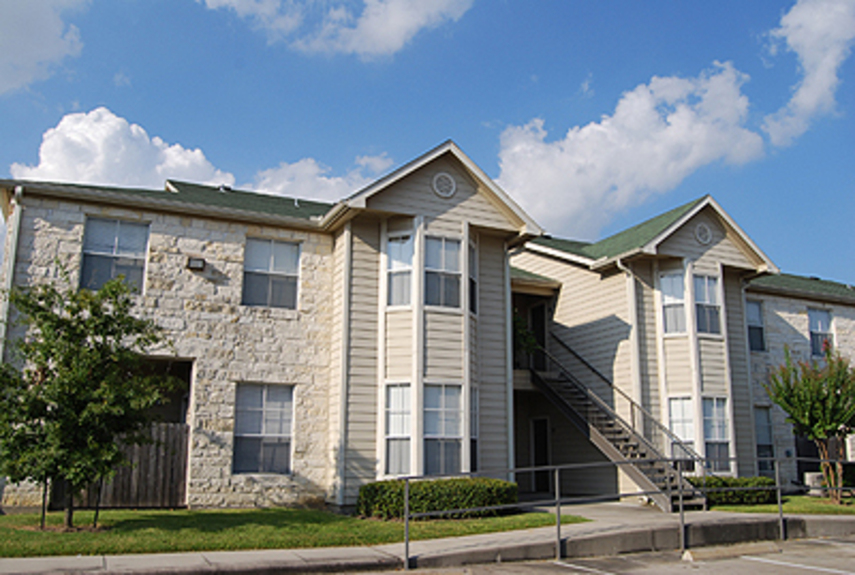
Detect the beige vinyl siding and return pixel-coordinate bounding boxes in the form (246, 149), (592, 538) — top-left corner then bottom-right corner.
(659, 208), (757, 272)
(698, 338), (728, 395)
(343, 216), (380, 503)
(425, 217), (462, 236)
(632, 259), (660, 420)
(510, 250), (632, 403)
(328, 227), (346, 494)
(478, 233), (509, 473)
(724, 268), (755, 475)
(663, 337), (693, 395)
(385, 311), (412, 380)
(366, 157), (519, 233)
(424, 312), (463, 380)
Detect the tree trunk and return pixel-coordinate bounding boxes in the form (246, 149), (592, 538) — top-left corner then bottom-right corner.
(815, 438), (843, 504)
(40, 477), (48, 530)
(93, 476), (103, 529)
(64, 486), (74, 529)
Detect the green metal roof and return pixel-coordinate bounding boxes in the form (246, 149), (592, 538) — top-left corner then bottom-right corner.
(748, 273), (855, 303)
(166, 180), (334, 220)
(510, 266), (558, 284)
(531, 196), (707, 261)
(4, 179), (335, 222)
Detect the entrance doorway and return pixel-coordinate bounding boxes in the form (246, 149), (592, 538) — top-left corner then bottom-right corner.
(531, 417), (551, 493)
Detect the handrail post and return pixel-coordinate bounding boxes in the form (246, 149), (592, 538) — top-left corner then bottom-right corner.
(678, 459), (686, 553)
(775, 458), (785, 541)
(404, 478), (410, 570)
(555, 466), (562, 561)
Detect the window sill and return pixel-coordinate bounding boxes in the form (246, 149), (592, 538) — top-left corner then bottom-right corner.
(697, 332), (724, 341)
(386, 305), (413, 313)
(424, 305), (463, 315)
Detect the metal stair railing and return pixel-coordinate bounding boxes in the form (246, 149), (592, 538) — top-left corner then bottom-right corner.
(547, 332), (707, 471)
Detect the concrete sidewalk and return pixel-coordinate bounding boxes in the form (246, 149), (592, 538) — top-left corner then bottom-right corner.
(3, 503), (855, 574)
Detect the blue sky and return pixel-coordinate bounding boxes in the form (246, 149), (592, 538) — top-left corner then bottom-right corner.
(1, 0), (853, 284)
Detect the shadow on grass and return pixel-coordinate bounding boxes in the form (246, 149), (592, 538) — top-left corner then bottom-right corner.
(107, 508), (355, 533)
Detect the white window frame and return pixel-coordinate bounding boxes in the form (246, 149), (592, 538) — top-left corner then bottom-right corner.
(746, 300), (766, 352)
(660, 273), (686, 334)
(424, 236), (462, 309)
(808, 308), (833, 356)
(668, 397), (694, 462)
(423, 383), (462, 476)
(754, 406), (774, 478)
(468, 238), (478, 315)
(694, 275), (721, 335)
(233, 383), (293, 475)
(703, 397), (730, 472)
(384, 383), (411, 476)
(242, 238), (300, 309)
(80, 217), (149, 293)
(387, 233), (414, 308)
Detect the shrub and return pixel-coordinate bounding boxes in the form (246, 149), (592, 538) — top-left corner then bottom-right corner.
(687, 475), (776, 505)
(357, 477), (518, 520)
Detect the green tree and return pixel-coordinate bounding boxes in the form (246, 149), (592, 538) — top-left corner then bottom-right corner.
(0, 277), (177, 528)
(765, 345), (855, 504)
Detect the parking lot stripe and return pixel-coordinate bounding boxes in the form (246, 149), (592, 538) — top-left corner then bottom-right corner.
(554, 560), (616, 574)
(742, 555), (855, 574)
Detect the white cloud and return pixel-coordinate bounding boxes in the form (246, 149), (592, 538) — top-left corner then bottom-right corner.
(763, 0), (855, 146)
(11, 107), (235, 188)
(250, 156), (383, 201)
(202, 0), (473, 57)
(497, 62), (765, 239)
(355, 153), (394, 174)
(200, 0), (302, 41)
(294, 0), (474, 58)
(0, 1), (86, 95)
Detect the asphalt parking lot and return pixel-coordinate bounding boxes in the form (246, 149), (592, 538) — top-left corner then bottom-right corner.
(363, 535), (855, 574)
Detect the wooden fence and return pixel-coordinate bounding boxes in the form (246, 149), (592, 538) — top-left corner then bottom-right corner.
(52, 422), (189, 509)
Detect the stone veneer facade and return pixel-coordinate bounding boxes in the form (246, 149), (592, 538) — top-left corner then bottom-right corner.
(746, 290), (855, 486)
(2, 195), (335, 508)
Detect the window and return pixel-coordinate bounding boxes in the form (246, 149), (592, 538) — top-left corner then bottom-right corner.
(703, 397), (729, 472)
(668, 397), (694, 463)
(425, 237), (461, 308)
(746, 300), (765, 352)
(387, 234), (413, 306)
(243, 238), (299, 309)
(424, 384), (462, 475)
(661, 273), (685, 333)
(470, 387), (479, 472)
(468, 242), (478, 314)
(80, 218), (148, 292)
(694, 275), (721, 335)
(755, 406), (774, 478)
(385, 384), (410, 475)
(233, 384), (293, 474)
(808, 308), (833, 356)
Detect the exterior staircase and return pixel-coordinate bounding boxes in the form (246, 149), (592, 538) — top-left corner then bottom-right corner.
(531, 335), (707, 512)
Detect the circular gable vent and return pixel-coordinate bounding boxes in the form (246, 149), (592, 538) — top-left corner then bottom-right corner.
(432, 172), (457, 198)
(695, 222), (713, 245)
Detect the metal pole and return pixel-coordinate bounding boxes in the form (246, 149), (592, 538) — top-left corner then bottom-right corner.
(701, 463), (707, 511)
(678, 460), (686, 553)
(775, 458), (785, 541)
(555, 466), (562, 561)
(404, 478), (410, 570)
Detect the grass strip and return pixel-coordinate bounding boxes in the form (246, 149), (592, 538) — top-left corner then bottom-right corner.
(712, 495), (855, 515)
(0, 508), (588, 558)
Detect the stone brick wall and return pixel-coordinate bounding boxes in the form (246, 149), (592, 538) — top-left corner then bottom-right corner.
(748, 292), (855, 486)
(2, 195), (336, 508)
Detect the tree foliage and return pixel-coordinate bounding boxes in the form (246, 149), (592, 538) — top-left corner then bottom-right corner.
(0, 277), (177, 528)
(765, 345), (855, 504)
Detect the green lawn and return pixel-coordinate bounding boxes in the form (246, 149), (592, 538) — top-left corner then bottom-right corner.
(713, 494), (855, 515)
(0, 508), (587, 558)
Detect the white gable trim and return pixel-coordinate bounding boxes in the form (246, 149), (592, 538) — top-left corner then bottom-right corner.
(343, 140), (543, 236)
(640, 196), (777, 273)
(525, 242), (595, 268)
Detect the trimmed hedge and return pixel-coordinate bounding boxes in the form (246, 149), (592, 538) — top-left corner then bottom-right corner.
(687, 475), (776, 505)
(357, 477), (518, 520)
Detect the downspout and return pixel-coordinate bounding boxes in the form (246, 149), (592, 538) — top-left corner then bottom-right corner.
(0, 186), (24, 363)
(616, 258), (643, 409)
(504, 241), (515, 481)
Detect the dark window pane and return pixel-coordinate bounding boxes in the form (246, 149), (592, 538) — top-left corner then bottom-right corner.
(261, 438), (290, 473)
(469, 278), (477, 314)
(80, 254), (114, 290)
(233, 437), (262, 473)
(425, 271), (442, 306)
(243, 272), (269, 306)
(424, 438), (441, 475)
(748, 326), (765, 351)
(114, 258), (145, 292)
(270, 275), (298, 309)
(444, 274), (460, 308)
(443, 439), (461, 474)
